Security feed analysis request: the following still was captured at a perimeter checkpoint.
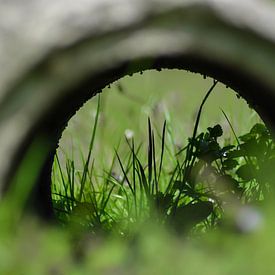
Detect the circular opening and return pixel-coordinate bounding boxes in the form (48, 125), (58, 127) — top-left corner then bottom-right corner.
(3, 0), (275, 227)
(51, 69), (269, 235)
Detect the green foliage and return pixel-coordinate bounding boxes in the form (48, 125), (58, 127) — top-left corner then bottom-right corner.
(52, 82), (275, 236)
(1, 72), (274, 273)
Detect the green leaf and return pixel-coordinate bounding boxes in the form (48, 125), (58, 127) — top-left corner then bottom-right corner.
(220, 145), (235, 155)
(171, 201), (214, 231)
(222, 159), (239, 170)
(196, 141), (220, 163)
(250, 123), (267, 135)
(207, 124), (223, 138)
(226, 149), (246, 158)
(239, 139), (258, 156)
(208, 141), (220, 151)
(239, 133), (254, 142)
(236, 164), (255, 181)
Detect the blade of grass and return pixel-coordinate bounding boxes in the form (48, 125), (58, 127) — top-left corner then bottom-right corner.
(158, 120), (167, 183)
(79, 95), (101, 201)
(172, 80), (218, 214)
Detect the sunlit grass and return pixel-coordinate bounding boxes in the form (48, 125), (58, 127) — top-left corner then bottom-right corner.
(51, 73), (271, 237)
(1, 70), (272, 274)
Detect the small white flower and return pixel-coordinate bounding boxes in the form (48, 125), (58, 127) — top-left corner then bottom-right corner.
(124, 129), (134, 140)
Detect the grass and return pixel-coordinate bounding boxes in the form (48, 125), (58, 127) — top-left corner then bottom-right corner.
(51, 72), (273, 237)
(1, 69), (274, 274)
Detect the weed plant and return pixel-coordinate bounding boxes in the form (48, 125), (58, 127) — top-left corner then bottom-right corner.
(51, 81), (275, 236)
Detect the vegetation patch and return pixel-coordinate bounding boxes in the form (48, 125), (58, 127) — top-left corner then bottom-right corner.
(52, 79), (274, 237)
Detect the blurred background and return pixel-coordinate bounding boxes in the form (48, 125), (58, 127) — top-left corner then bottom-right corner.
(58, 69), (261, 169)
